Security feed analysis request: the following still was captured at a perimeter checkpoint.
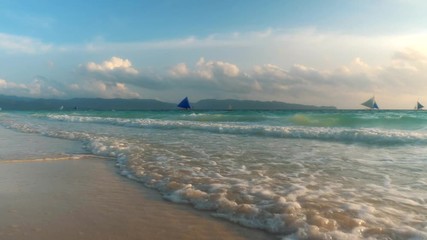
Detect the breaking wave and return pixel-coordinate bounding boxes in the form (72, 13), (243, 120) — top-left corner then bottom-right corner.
(43, 113), (427, 145)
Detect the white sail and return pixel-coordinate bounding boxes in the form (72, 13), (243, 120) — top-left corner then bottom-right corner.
(361, 97), (379, 109)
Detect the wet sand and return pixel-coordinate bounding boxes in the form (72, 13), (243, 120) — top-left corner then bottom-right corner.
(0, 155), (275, 240)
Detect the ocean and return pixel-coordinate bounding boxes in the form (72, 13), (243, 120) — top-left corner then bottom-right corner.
(0, 110), (426, 239)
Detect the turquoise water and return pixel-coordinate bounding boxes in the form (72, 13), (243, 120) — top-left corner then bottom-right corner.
(1, 110), (426, 239)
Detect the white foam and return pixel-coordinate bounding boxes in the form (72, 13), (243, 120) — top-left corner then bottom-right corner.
(44, 113), (427, 145)
(1, 113), (427, 239)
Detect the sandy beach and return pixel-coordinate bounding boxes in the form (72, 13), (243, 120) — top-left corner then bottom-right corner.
(0, 127), (274, 240)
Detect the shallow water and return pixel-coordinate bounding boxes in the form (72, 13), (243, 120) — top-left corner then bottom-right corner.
(1, 110), (426, 239)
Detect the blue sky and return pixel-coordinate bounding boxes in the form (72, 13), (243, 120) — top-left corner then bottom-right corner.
(1, 0), (427, 108)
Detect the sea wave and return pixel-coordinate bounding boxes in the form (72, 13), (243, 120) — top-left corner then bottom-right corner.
(0, 113), (426, 239)
(33, 110), (427, 128)
(43, 114), (427, 145)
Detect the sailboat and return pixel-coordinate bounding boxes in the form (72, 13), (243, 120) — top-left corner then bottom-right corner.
(361, 96), (379, 110)
(415, 101), (424, 110)
(177, 97), (191, 110)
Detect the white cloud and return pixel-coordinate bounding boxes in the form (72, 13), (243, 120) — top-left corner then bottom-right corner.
(0, 79), (25, 89)
(117, 29), (425, 69)
(253, 64), (287, 80)
(195, 58), (240, 79)
(0, 33), (52, 54)
(91, 80), (107, 92)
(169, 63), (189, 77)
(67, 79), (140, 99)
(115, 82), (126, 91)
(170, 58), (242, 80)
(162, 58), (255, 94)
(2, 28), (427, 108)
(0, 77), (64, 97)
(64, 51), (427, 108)
(29, 77), (65, 97)
(85, 56), (138, 74)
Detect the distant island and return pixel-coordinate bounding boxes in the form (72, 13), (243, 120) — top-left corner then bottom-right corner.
(0, 95), (336, 110)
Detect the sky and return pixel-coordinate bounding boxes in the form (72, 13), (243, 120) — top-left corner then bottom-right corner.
(1, 0), (427, 109)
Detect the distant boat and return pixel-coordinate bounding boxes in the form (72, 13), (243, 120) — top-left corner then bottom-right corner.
(177, 97), (191, 110)
(361, 96), (379, 110)
(415, 101), (424, 110)
(59, 105), (64, 111)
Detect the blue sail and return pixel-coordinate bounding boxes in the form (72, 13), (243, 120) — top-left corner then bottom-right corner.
(372, 102), (379, 109)
(177, 97), (191, 109)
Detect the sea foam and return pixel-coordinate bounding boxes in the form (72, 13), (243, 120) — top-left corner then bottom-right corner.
(1, 111), (427, 239)
(45, 114), (427, 145)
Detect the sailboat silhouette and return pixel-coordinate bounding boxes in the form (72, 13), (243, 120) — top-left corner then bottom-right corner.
(361, 96), (379, 110)
(415, 101), (424, 110)
(177, 97), (191, 110)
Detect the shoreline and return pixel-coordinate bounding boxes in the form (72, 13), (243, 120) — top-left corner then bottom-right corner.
(0, 144), (274, 240)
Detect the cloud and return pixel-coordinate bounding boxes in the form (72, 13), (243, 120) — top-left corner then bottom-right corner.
(76, 56), (145, 91)
(2, 49), (427, 109)
(76, 57), (258, 98)
(195, 57), (240, 79)
(0, 61), (141, 99)
(70, 57), (142, 98)
(0, 77), (64, 97)
(2, 28), (427, 108)
(84, 56), (138, 74)
(393, 48), (426, 62)
(59, 27), (389, 68)
(55, 50), (427, 108)
(0, 33), (52, 54)
(253, 64), (287, 80)
(169, 63), (189, 77)
(162, 58), (258, 94)
(0, 78), (27, 90)
(66, 79), (140, 99)
(169, 58), (241, 79)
